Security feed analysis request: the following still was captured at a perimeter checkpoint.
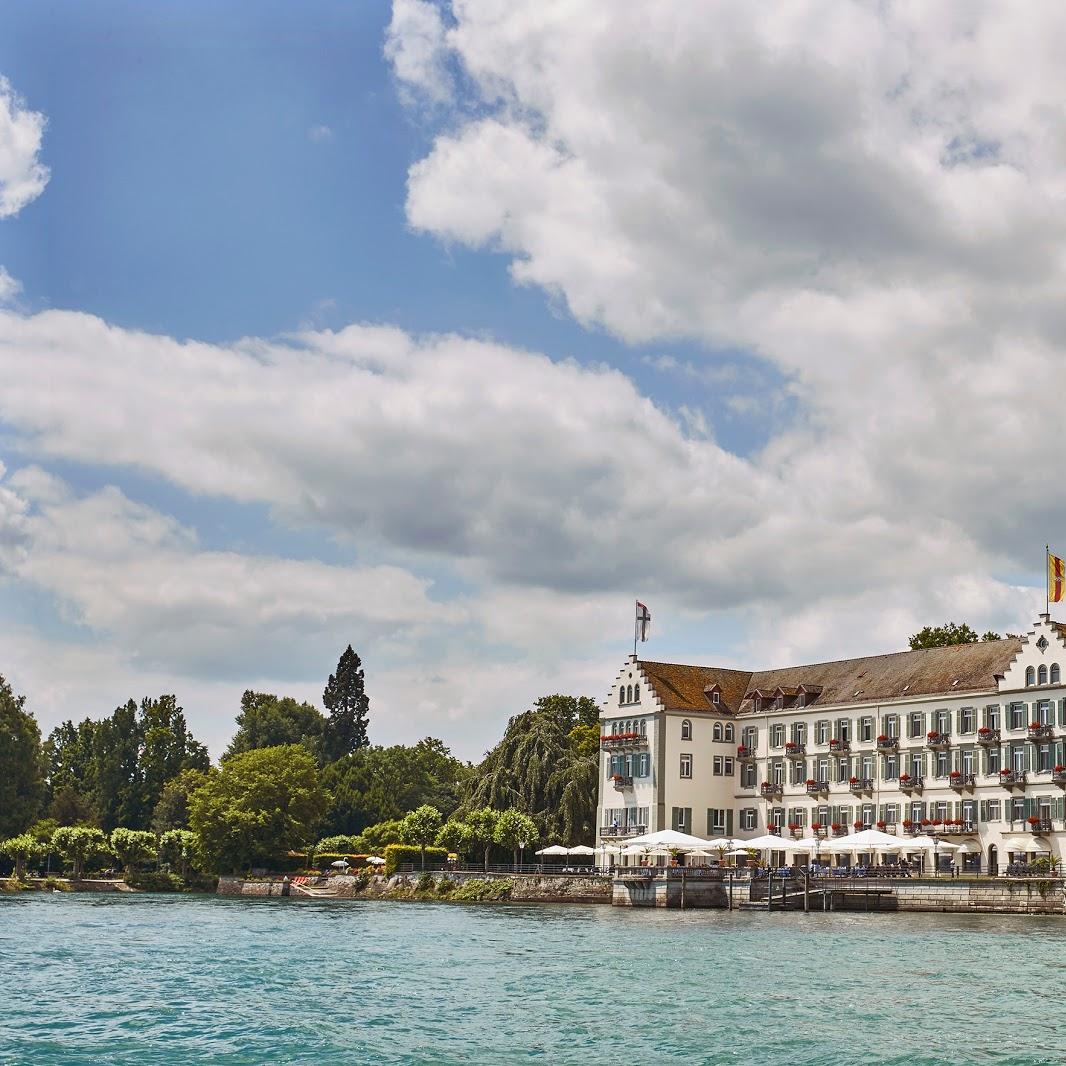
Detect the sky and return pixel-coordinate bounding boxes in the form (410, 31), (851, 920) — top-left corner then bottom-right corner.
(0, 1), (1062, 760)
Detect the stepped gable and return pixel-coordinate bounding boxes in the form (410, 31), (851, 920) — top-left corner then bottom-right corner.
(743, 637), (1023, 711)
(638, 661), (752, 714)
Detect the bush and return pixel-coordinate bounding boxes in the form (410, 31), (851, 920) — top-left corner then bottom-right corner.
(416, 872), (435, 892)
(450, 877), (514, 902)
(435, 877), (455, 896)
(314, 852), (369, 871)
(383, 844), (448, 876)
(126, 871), (185, 892)
(351, 871), (371, 893)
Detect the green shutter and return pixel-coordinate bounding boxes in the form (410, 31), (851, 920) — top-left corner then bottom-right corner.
(726, 809), (733, 836)
(979, 800), (987, 822)
(671, 807), (679, 831)
(685, 808), (692, 833)
(1056, 797), (1065, 821)
(706, 809), (713, 835)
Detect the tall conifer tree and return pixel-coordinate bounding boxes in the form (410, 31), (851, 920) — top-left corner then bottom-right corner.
(322, 645), (370, 761)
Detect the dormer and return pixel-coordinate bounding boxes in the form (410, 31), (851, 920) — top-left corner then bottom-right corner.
(703, 682), (723, 709)
(797, 684), (822, 708)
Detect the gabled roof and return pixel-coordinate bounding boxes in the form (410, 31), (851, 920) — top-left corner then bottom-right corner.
(638, 637), (1023, 716)
(638, 661), (751, 714)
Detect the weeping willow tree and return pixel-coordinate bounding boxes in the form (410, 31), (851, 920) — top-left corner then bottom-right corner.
(463, 695), (599, 844)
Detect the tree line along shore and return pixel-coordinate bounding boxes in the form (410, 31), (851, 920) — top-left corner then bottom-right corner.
(0, 646), (600, 890)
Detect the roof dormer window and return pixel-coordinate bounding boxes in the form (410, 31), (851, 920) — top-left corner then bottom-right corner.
(711, 691), (720, 704)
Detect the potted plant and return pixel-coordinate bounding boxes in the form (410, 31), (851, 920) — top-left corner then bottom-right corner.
(920, 818), (931, 827)
(876, 734), (889, 743)
(805, 778), (817, 787)
(932, 818), (943, 827)
(1055, 765), (1066, 773)
(853, 820), (864, 830)
(876, 820), (887, 829)
(949, 770), (962, 779)
(999, 767), (1012, 776)
(902, 819), (914, 829)
(1027, 815), (1042, 826)
(811, 822), (823, 832)
(1030, 721), (1042, 730)
(737, 744), (746, 755)
(978, 726), (992, 735)
(849, 776), (859, 785)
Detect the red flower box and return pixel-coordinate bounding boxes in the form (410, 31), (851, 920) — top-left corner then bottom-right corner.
(853, 821), (863, 829)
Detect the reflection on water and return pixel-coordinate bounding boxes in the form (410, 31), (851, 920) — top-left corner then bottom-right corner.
(1, 894), (1064, 1065)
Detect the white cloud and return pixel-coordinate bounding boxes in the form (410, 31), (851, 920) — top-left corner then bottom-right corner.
(0, 266), (21, 304)
(0, 75), (49, 219)
(385, 0), (453, 104)
(308, 124), (333, 143)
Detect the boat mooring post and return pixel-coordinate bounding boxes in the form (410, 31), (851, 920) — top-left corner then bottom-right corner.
(803, 870), (810, 913)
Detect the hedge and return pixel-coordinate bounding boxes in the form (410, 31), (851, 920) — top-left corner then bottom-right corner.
(384, 844), (448, 875)
(315, 852), (369, 870)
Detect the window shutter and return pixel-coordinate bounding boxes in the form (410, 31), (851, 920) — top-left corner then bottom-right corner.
(1056, 796), (1065, 821)
(1027, 744), (1035, 772)
(979, 800), (987, 822)
(707, 809), (713, 835)
(726, 809), (733, 836)
(1059, 698), (1066, 726)
(1024, 797), (1036, 819)
(685, 808), (692, 833)
(671, 807), (679, 831)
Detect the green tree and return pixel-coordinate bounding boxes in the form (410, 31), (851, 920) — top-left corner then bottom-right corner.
(908, 622), (981, 649)
(463, 695), (599, 844)
(0, 675), (45, 837)
(188, 745), (328, 873)
(400, 804), (443, 870)
(321, 738), (469, 836)
(321, 645), (370, 761)
(352, 819), (405, 853)
(152, 768), (211, 833)
(465, 807), (500, 871)
(1, 833), (45, 880)
(493, 808), (539, 869)
(158, 829), (200, 879)
(50, 786), (96, 827)
(51, 826), (108, 880)
(435, 819), (473, 858)
(137, 695), (210, 823)
(225, 691), (326, 760)
(110, 828), (157, 872)
(43, 718), (98, 822)
(92, 699), (143, 830)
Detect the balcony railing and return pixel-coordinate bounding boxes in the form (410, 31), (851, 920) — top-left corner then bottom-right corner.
(600, 733), (649, 751)
(600, 824), (647, 838)
(611, 774), (634, 789)
(876, 737), (899, 752)
(1053, 769), (1066, 786)
(976, 728), (1000, 745)
(937, 821), (976, 835)
(999, 770), (1026, 788)
(829, 739), (850, 753)
(948, 773), (976, 791)
(784, 742), (806, 756)
(736, 745), (756, 759)
(760, 783), (782, 797)
(830, 825), (848, 837)
(849, 778), (873, 794)
(1028, 819), (1053, 834)
(899, 776), (923, 793)
(805, 780), (829, 795)
(926, 732), (951, 749)
(1028, 724), (1055, 742)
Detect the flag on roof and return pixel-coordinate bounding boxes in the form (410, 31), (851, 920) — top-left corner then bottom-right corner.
(1050, 550), (1065, 604)
(636, 600), (651, 642)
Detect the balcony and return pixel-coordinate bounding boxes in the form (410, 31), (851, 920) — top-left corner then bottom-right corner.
(1053, 768), (1066, 786)
(829, 739), (850, 754)
(736, 744), (757, 760)
(976, 728), (1001, 746)
(948, 772), (976, 791)
(926, 732), (951, 750)
(1028, 723), (1055, 742)
(899, 776), (923, 794)
(805, 780), (829, 795)
(611, 774), (634, 790)
(999, 770), (1026, 788)
(831, 825), (849, 837)
(1028, 819), (1053, 834)
(760, 782), (782, 798)
(876, 736), (899, 752)
(784, 742), (806, 756)
(600, 732), (648, 751)
(849, 778), (873, 795)
(600, 824), (647, 839)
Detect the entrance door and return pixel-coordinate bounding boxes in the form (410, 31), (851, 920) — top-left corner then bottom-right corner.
(988, 844), (998, 877)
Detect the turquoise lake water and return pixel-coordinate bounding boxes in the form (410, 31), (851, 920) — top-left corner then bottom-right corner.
(2, 894), (1064, 1065)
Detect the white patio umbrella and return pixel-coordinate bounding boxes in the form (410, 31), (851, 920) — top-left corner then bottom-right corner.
(736, 835), (789, 850)
(621, 843), (650, 856)
(536, 845), (570, 856)
(366, 856), (386, 865)
(624, 829), (712, 849)
(330, 859), (350, 868)
(955, 840), (981, 854)
(904, 836), (960, 850)
(566, 845), (597, 856)
(833, 828), (908, 850)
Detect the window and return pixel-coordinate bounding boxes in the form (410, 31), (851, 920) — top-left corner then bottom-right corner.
(1009, 703), (1025, 730)
(908, 712), (922, 738)
(1038, 745), (1052, 772)
(618, 689), (624, 707)
(1053, 664), (1061, 685)
(741, 808), (757, 830)
(1011, 745), (1025, 773)
(960, 706), (975, 734)
(741, 763), (756, 788)
(713, 756), (735, 776)
(638, 753), (649, 777)
(883, 754), (898, 780)
(1039, 665), (1048, 685)
(771, 760), (784, 785)
(961, 749), (974, 775)
(680, 753), (692, 778)
(711, 690), (721, 704)
(681, 719), (692, 741)
(708, 808), (726, 833)
(861, 804), (874, 826)
(1026, 666), (1036, 687)
(713, 722), (723, 742)
(634, 684), (640, 702)
(909, 752), (924, 778)
(859, 717), (873, 742)
(640, 719), (647, 736)
(885, 714), (899, 739)
(713, 755), (723, 775)
(770, 723), (785, 747)
(1038, 700), (1052, 726)
(724, 724), (734, 742)
(674, 807), (688, 830)
(816, 720), (830, 744)
(935, 709), (950, 734)
(771, 807), (785, 830)
(837, 719), (851, 742)
(987, 746), (1001, 774)
(884, 803), (898, 825)
(986, 799), (1001, 821)
(861, 755), (873, 779)
(935, 750), (949, 777)
(724, 757), (734, 776)
(985, 705), (1000, 730)
(795, 693), (805, 708)
(836, 758), (849, 783)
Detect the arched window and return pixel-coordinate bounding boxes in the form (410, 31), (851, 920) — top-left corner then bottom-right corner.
(618, 688), (624, 706)
(681, 719), (692, 741)
(1052, 664), (1061, 684)
(724, 723), (734, 742)
(640, 719), (647, 736)
(1039, 665), (1048, 685)
(1026, 666), (1036, 686)
(712, 722), (723, 742)
(634, 683), (640, 702)
(626, 684), (633, 703)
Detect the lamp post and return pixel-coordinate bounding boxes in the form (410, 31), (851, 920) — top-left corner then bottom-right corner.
(518, 840), (526, 873)
(933, 838), (940, 879)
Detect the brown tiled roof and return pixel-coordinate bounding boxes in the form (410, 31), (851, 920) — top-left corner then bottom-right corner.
(639, 638), (1023, 715)
(638, 661), (752, 714)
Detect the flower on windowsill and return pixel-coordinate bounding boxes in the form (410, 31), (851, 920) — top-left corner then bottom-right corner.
(1030, 722), (1042, 730)
(811, 822), (823, 831)
(927, 731), (939, 739)
(853, 821), (863, 829)
(787, 823), (801, 832)
(876, 820), (887, 829)
(902, 819), (914, 828)
(932, 818), (943, 826)
(949, 771), (962, 778)
(849, 776), (859, 784)
(830, 823), (842, 832)
(899, 773), (911, 782)
(876, 734), (889, 743)
(978, 726), (992, 735)
(921, 818), (931, 826)
(999, 768), (1012, 775)
(805, 778), (817, 786)
(1055, 765), (1066, 773)
(1027, 816), (1042, 826)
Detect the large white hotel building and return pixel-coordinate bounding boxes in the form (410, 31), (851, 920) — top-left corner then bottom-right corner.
(597, 614), (1066, 871)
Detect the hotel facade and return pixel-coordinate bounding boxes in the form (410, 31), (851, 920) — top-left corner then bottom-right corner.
(597, 614), (1066, 872)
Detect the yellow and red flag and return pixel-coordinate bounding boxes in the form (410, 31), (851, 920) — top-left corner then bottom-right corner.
(1050, 551), (1066, 603)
